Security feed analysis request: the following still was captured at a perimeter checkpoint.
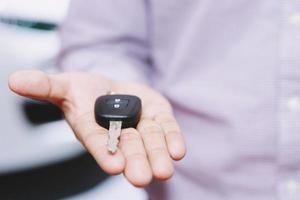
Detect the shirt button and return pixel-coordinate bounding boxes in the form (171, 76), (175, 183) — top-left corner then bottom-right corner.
(286, 96), (300, 112)
(288, 13), (300, 27)
(279, 179), (300, 200)
(284, 179), (300, 196)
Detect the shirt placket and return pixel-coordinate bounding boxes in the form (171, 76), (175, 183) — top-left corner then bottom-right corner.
(278, 1), (300, 199)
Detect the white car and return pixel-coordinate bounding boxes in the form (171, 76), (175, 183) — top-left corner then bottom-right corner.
(0, 1), (146, 199)
(0, 0), (83, 174)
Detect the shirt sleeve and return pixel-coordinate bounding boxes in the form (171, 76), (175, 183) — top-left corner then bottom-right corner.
(56, 0), (152, 83)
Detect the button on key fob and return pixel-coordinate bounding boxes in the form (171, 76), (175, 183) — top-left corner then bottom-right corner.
(94, 94), (142, 153)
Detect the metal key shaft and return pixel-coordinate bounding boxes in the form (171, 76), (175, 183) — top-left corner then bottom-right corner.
(107, 121), (122, 153)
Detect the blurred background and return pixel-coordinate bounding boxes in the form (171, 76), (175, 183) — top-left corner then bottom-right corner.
(0, 0), (146, 199)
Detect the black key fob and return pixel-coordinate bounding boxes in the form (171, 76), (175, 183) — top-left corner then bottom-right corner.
(94, 94), (142, 129)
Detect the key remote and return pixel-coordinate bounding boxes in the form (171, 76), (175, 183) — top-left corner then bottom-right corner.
(94, 94), (142, 153)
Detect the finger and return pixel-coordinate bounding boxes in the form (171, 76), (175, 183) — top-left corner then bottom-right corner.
(8, 70), (68, 104)
(138, 119), (174, 180)
(71, 114), (125, 175)
(119, 128), (152, 187)
(155, 114), (186, 160)
(142, 102), (186, 160)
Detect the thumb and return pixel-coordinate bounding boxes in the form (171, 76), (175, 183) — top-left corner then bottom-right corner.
(8, 70), (68, 104)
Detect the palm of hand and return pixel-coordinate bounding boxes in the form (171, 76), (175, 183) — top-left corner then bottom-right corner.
(9, 70), (186, 187)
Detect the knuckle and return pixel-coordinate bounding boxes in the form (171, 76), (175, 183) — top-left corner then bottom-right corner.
(145, 125), (161, 134)
(122, 127), (138, 134)
(82, 132), (98, 146)
(157, 119), (181, 135)
(155, 115), (175, 123)
(82, 130), (106, 148)
(126, 152), (147, 160)
(120, 129), (141, 142)
(164, 127), (181, 135)
(139, 121), (162, 134)
(148, 146), (167, 155)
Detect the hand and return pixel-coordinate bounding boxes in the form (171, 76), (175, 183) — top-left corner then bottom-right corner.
(8, 70), (186, 187)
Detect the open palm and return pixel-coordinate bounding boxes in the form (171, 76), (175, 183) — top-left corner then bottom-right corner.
(9, 70), (186, 187)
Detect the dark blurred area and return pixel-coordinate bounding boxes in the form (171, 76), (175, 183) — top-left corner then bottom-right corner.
(0, 153), (108, 199)
(22, 100), (63, 125)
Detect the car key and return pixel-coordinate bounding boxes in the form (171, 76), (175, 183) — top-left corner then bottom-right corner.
(94, 94), (142, 153)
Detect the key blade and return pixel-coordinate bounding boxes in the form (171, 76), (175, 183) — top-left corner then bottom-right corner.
(107, 121), (122, 154)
